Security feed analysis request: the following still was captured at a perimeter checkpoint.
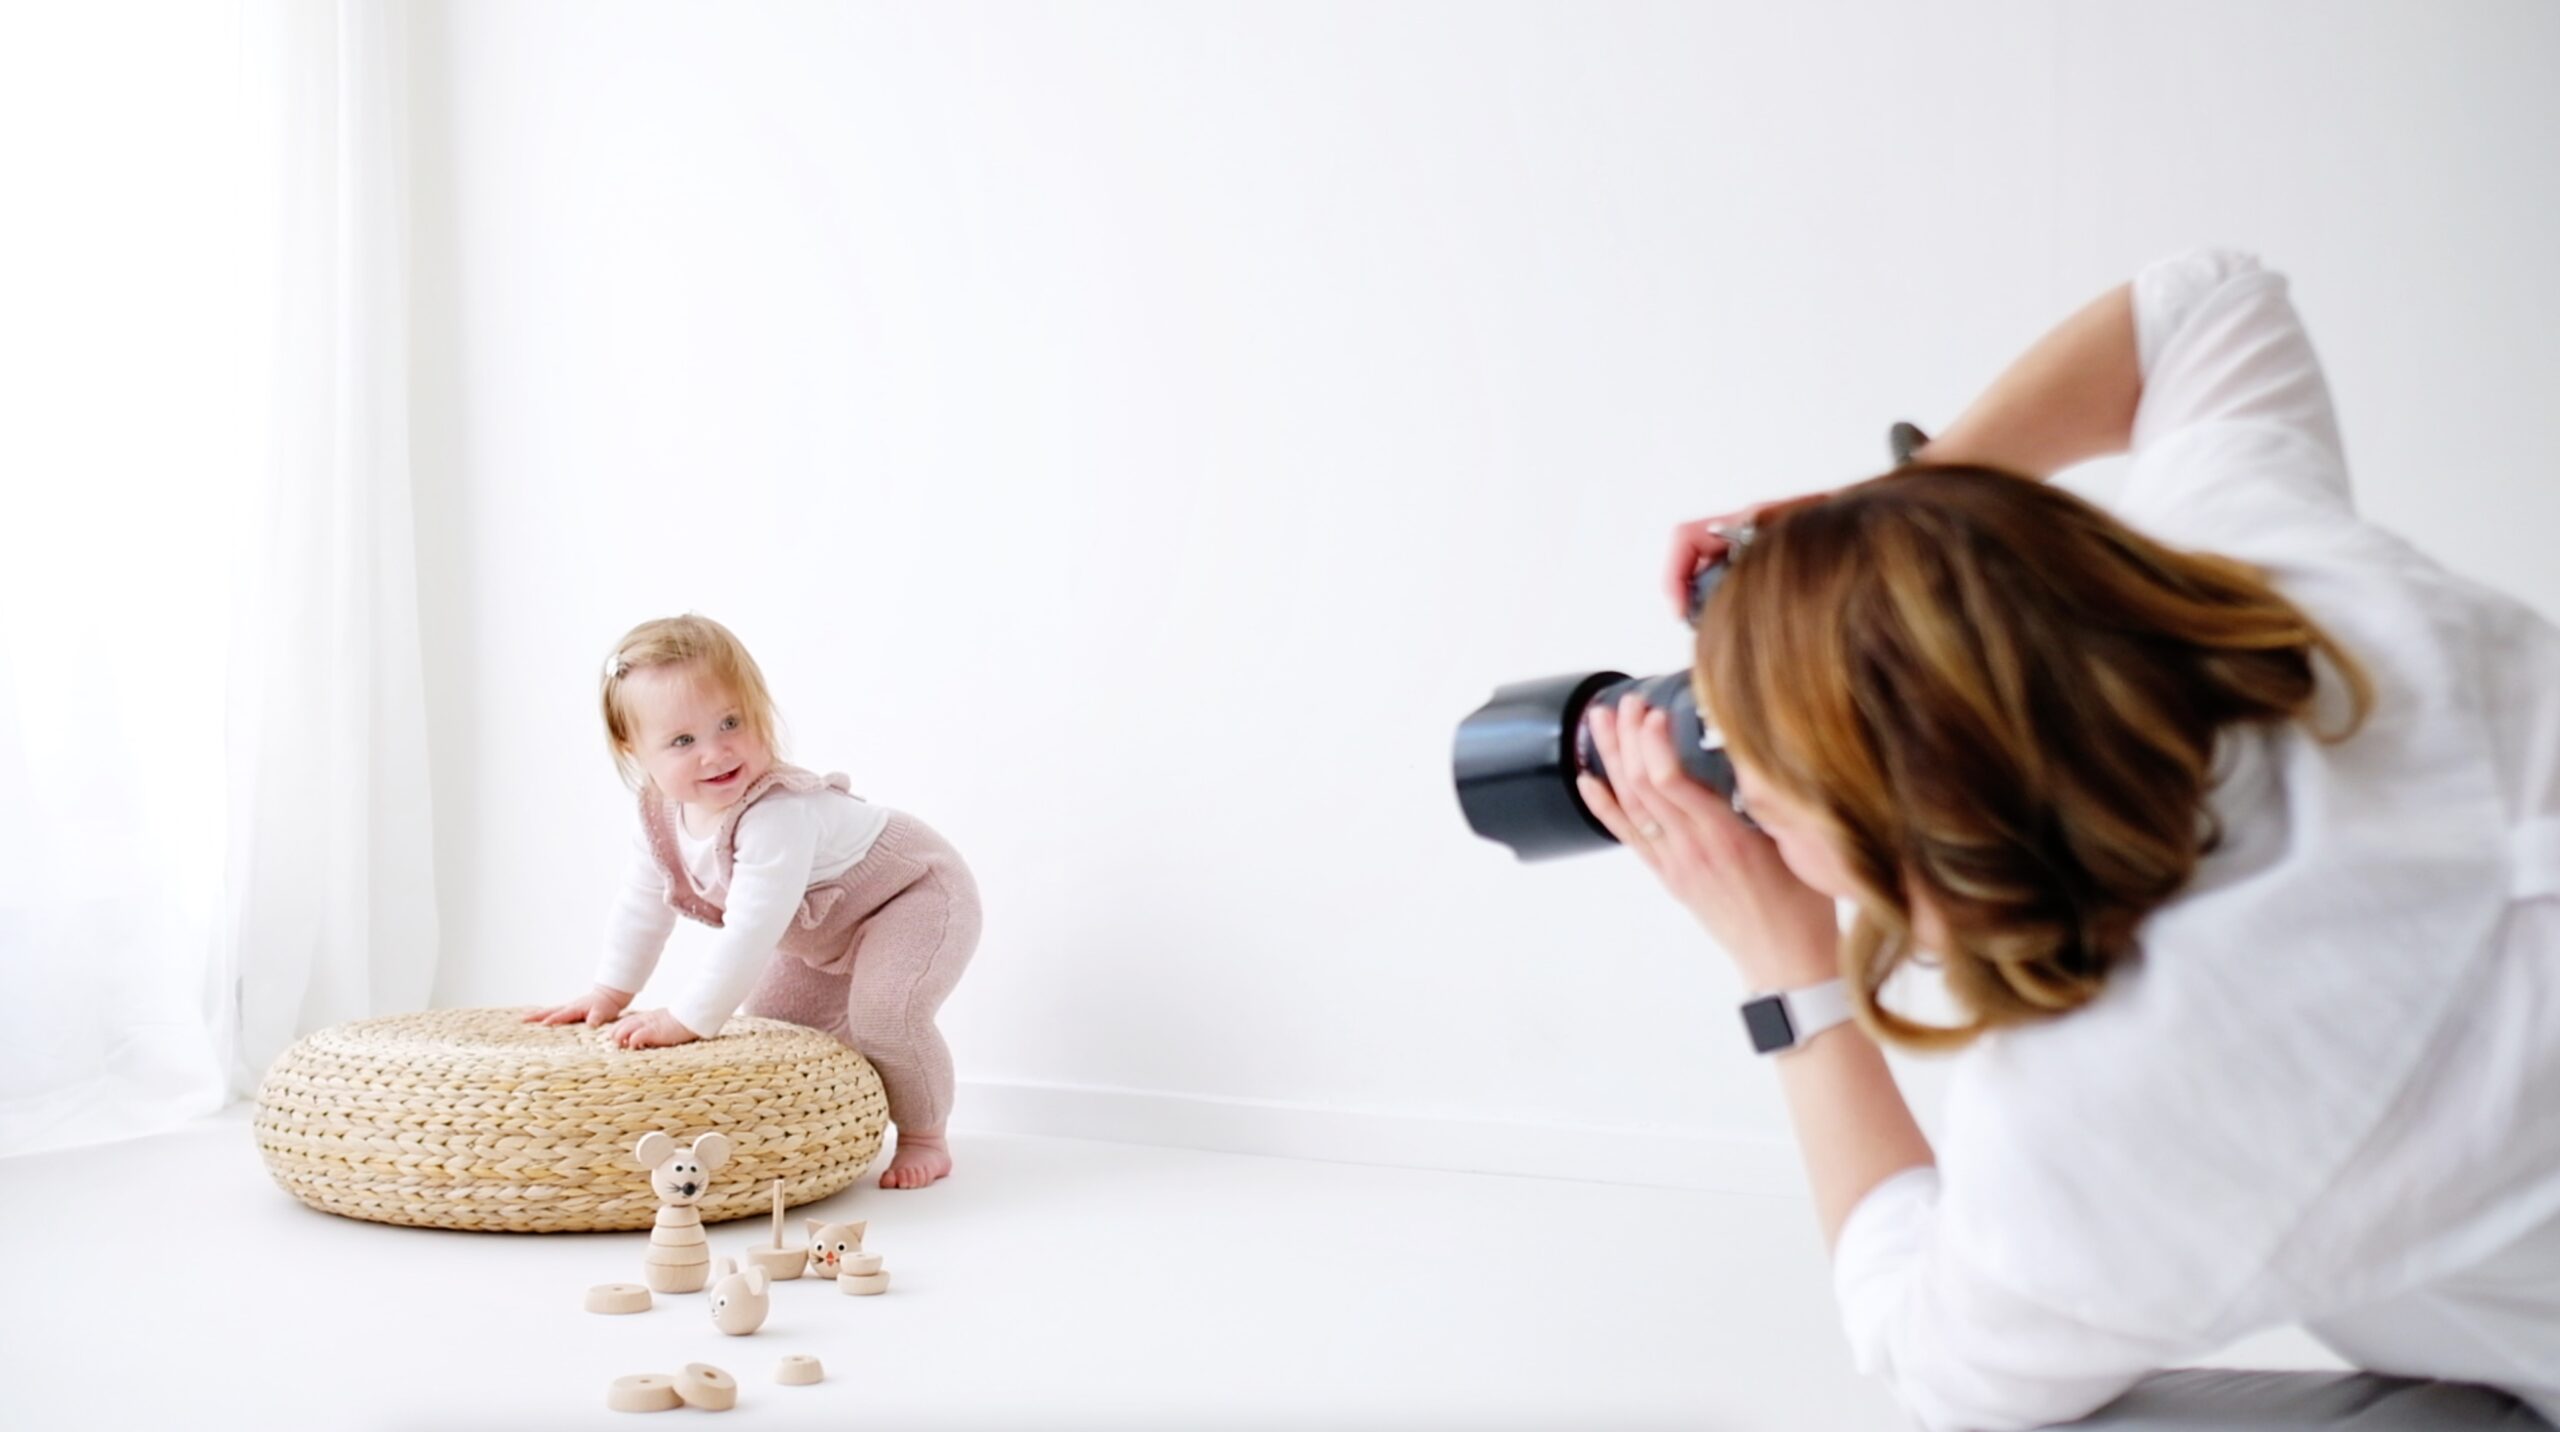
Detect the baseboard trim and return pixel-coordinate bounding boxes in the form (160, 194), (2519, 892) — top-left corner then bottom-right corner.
(950, 1078), (1808, 1197)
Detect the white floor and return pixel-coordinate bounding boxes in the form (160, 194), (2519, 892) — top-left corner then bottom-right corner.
(0, 1107), (2340, 1431)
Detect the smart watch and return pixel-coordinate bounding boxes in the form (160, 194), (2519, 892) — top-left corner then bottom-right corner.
(1739, 978), (1853, 1056)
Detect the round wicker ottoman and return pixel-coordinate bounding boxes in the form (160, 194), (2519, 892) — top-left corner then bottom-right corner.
(253, 1007), (887, 1232)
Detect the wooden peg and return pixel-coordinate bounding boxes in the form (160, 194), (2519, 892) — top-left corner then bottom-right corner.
(746, 1177), (805, 1279)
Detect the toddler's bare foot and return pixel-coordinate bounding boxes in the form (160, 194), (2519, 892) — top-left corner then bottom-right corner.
(879, 1130), (952, 1189)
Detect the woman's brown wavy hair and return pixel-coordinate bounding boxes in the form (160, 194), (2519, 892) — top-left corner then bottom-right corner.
(1696, 466), (2371, 1052)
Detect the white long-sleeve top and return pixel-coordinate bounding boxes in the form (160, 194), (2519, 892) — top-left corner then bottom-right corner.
(595, 783), (891, 1037)
(1831, 250), (2560, 1430)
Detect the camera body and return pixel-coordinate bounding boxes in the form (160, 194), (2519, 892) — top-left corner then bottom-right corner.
(1452, 426), (1924, 861)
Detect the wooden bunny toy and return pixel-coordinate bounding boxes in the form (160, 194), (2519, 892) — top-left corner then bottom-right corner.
(707, 1255), (771, 1335)
(636, 1131), (731, 1294)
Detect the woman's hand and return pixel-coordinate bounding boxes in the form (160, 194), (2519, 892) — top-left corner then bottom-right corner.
(526, 985), (633, 1027)
(1577, 694), (1841, 989)
(608, 1007), (702, 1050)
(1661, 493), (1828, 620)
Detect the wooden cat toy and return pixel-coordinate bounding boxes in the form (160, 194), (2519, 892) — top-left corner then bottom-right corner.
(636, 1130), (731, 1294)
(803, 1216), (868, 1278)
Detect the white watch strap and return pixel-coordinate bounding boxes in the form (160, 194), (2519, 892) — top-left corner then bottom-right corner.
(1779, 978), (1852, 1047)
(1744, 977), (1853, 1055)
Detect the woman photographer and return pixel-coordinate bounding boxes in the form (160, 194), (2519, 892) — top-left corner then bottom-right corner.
(1595, 251), (2560, 1430)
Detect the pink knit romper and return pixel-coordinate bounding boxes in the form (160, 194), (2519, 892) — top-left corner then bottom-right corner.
(639, 763), (982, 1133)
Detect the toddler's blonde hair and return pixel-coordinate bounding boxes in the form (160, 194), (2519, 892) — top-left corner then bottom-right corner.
(600, 614), (785, 788)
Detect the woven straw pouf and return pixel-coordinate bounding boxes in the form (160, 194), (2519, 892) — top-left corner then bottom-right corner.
(253, 1007), (887, 1232)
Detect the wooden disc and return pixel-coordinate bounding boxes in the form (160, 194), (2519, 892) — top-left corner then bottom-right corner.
(606, 1374), (681, 1412)
(837, 1270), (891, 1296)
(745, 1246), (806, 1280)
(677, 1363), (738, 1412)
(840, 1250), (883, 1277)
(646, 1242), (712, 1266)
(773, 1354), (824, 1386)
(584, 1283), (651, 1315)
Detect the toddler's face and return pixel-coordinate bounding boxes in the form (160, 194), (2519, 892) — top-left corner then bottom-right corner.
(624, 662), (773, 812)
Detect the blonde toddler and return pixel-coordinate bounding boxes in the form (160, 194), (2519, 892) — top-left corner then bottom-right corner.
(528, 614), (981, 1189)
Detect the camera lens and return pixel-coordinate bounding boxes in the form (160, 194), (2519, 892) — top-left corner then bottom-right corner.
(1452, 665), (1737, 861)
(1452, 560), (1743, 861)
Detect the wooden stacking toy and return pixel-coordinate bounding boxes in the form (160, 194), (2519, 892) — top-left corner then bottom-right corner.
(636, 1131), (731, 1294)
(743, 1178), (806, 1281)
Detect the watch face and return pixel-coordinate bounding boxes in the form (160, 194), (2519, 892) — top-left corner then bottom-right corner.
(1741, 996), (1796, 1054)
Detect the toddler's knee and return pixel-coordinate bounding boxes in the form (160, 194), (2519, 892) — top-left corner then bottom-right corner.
(844, 1004), (922, 1056)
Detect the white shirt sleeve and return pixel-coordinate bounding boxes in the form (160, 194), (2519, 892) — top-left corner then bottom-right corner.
(595, 833), (677, 996)
(1832, 1167), (2185, 1432)
(665, 797), (823, 1038)
(2120, 249), (2353, 531)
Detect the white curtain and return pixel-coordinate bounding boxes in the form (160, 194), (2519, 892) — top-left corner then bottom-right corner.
(0, 0), (438, 1158)
(228, 0), (440, 1093)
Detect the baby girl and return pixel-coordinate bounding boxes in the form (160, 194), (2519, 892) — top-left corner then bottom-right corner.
(529, 614), (981, 1189)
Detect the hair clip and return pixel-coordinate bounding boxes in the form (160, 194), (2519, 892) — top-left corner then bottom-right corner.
(604, 653), (631, 682)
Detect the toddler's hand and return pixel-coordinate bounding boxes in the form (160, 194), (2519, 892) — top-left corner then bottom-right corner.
(609, 1008), (701, 1050)
(525, 985), (634, 1027)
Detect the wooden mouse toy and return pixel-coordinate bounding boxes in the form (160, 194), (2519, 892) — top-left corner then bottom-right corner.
(636, 1130), (731, 1293)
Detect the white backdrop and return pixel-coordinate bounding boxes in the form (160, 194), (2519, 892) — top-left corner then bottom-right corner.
(408, 1), (2560, 1188)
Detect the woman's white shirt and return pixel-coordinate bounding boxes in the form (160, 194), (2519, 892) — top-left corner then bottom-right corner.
(1829, 250), (2560, 1430)
(593, 785), (890, 1037)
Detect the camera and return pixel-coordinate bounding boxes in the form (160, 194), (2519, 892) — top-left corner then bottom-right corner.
(1449, 559), (1739, 862)
(1451, 424), (1924, 861)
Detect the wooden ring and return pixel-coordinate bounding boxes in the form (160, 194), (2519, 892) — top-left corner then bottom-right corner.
(676, 1363), (737, 1412)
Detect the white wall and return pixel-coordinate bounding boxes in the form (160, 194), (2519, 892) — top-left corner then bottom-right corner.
(409, 1), (2560, 1188)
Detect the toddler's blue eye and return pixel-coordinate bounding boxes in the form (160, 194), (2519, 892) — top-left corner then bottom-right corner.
(672, 734), (692, 748)
(721, 715), (740, 731)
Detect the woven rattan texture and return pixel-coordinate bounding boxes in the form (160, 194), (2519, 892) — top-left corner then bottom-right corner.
(253, 1008), (886, 1232)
